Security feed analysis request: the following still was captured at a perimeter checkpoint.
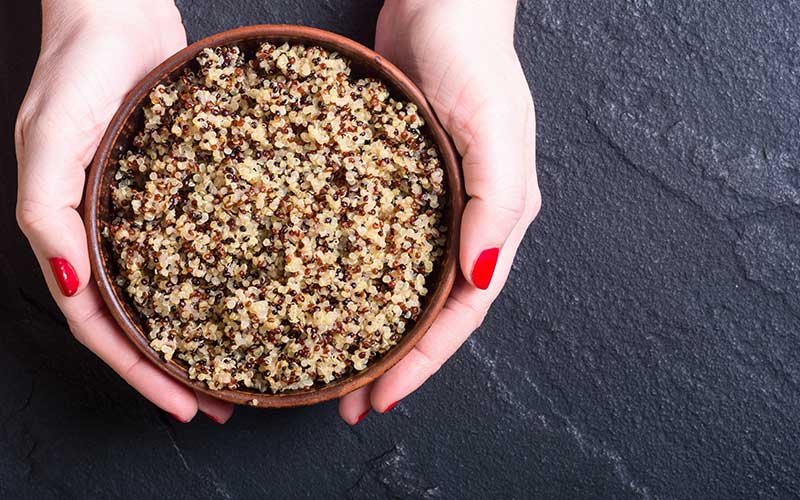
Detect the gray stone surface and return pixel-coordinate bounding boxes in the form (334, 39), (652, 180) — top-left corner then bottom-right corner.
(1, 0), (799, 498)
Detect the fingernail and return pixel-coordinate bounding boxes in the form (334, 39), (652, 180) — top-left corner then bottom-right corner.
(355, 409), (370, 424)
(168, 412), (188, 424)
(48, 257), (79, 297)
(383, 401), (399, 414)
(471, 248), (500, 290)
(202, 411), (224, 424)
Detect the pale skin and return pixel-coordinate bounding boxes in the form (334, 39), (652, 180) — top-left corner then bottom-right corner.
(16, 0), (540, 424)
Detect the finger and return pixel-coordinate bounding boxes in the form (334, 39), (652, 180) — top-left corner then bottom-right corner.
(408, 46), (534, 291)
(16, 122), (96, 299)
(370, 200), (536, 410)
(456, 92), (535, 290)
(369, 279), (481, 412)
(196, 392), (235, 424)
(338, 384), (373, 425)
(17, 109), (199, 422)
(16, 120), (198, 416)
(60, 284), (199, 421)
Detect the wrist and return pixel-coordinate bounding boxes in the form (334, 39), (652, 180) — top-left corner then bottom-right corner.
(43, 0), (176, 12)
(381, 0), (517, 50)
(40, 0), (180, 47)
(383, 0), (516, 13)
(382, 0), (517, 34)
(381, 0), (426, 10)
(41, 0), (178, 29)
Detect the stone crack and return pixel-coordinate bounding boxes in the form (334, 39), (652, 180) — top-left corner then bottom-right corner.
(466, 337), (655, 500)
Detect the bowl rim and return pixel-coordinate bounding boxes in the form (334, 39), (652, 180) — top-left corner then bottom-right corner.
(85, 24), (464, 408)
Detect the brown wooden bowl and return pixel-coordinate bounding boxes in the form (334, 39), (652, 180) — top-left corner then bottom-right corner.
(84, 25), (464, 408)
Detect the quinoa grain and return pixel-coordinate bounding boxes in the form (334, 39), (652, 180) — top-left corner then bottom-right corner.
(107, 43), (446, 393)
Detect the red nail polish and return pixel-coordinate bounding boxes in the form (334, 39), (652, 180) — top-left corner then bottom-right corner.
(202, 411), (223, 424)
(355, 409), (370, 424)
(383, 401), (399, 413)
(48, 257), (79, 297)
(168, 412), (187, 423)
(471, 248), (500, 290)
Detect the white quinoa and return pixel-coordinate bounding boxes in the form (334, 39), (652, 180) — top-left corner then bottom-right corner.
(105, 43), (447, 393)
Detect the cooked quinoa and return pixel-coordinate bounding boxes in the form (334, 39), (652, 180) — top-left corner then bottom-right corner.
(105, 42), (447, 393)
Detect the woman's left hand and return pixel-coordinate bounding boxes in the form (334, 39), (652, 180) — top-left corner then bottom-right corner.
(339, 0), (541, 423)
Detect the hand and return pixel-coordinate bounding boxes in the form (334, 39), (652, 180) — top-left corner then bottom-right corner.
(15, 0), (232, 424)
(339, 0), (540, 422)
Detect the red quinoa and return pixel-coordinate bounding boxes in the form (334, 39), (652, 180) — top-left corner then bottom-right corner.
(105, 43), (446, 393)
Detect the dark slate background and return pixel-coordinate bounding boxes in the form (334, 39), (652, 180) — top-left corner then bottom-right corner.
(1, 0), (798, 498)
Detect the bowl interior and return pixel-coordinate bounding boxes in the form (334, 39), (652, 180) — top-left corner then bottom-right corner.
(88, 25), (463, 408)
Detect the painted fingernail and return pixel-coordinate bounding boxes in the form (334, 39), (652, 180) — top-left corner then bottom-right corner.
(168, 412), (188, 424)
(383, 401), (399, 413)
(202, 411), (224, 424)
(48, 257), (79, 297)
(355, 409), (370, 424)
(471, 248), (500, 290)
(203, 412), (225, 425)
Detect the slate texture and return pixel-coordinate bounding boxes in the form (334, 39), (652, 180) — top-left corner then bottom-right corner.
(1, 1), (798, 499)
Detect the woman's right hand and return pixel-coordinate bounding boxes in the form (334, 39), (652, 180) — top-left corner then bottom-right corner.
(15, 0), (233, 423)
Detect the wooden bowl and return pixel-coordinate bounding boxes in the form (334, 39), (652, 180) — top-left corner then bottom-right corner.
(85, 25), (464, 408)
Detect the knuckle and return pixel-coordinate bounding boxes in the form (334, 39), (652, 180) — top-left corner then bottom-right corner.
(14, 110), (31, 152)
(15, 202), (34, 234)
(507, 196), (528, 220)
(525, 189), (542, 224)
(446, 296), (486, 333)
(122, 356), (146, 381)
(15, 199), (44, 235)
(69, 325), (89, 347)
(15, 98), (37, 131)
(14, 119), (24, 148)
(491, 191), (527, 223)
(472, 311), (488, 331)
(412, 347), (442, 374)
(66, 306), (107, 343)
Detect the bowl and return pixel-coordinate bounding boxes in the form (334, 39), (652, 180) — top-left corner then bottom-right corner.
(85, 25), (465, 408)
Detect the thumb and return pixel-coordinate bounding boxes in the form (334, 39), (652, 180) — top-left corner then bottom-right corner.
(454, 98), (535, 290)
(16, 119), (203, 421)
(16, 119), (93, 301)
